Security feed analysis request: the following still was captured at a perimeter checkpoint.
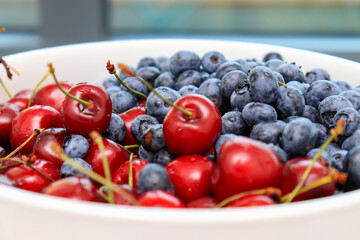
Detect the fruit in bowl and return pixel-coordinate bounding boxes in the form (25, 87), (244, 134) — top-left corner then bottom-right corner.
(1, 39), (360, 240)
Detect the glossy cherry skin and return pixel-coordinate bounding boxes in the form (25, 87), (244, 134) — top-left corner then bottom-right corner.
(163, 94), (222, 156)
(281, 157), (335, 202)
(33, 82), (73, 112)
(5, 159), (60, 192)
(61, 83), (112, 137)
(10, 105), (63, 153)
(138, 190), (185, 208)
(211, 136), (282, 201)
(14, 89), (32, 99)
(85, 137), (130, 177)
(99, 185), (138, 205)
(166, 155), (215, 203)
(186, 196), (218, 208)
(112, 158), (149, 190)
(32, 128), (68, 168)
(119, 106), (146, 146)
(7, 97), (30, 111)
(0, 103), (20, 146)
(0, 155), (25, 174)
(43, 176), (97, 201)
(225, 194), (276, 207)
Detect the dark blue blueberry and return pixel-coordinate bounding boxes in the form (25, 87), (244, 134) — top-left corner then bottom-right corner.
(136, 66), (161, 85)
(130, 115), (159, 143)
(318, 95), (353, 128)
(330, 150), (348, 172)
(305, 80), (342, 108)
(176, 70), (202, 90)
(263, 52), (283, 62)
(325, 143), (341, 155)
(314, 123), (329, 147)
(242, 102), (278, 127)
(265, 59), (284, 71)
(178, 85), (199, 96)
(215, 61), (245, 80)
(341, 129), (360, 151)
(215, 134), (235, 157)
(276, 86), (305, 119)
(303, 105), (319, 123)
(102, 113), (127, 143)
(248, 66), (279, 104)
(306, 148), (331, 163)
(152, 148), (177, 166)
(220, 70), (247, 98)
(243, 61), (262, 74)
(286, 81), (306, 96)
(169, 50), (201, 76)
(145, 86), (181, 122)
(201, 51), (226, 73)
(339, 90), (360, 111)
(221, 111), (246, 135)
(137, 57), (159, 69)
(119, 65), (136, 80)
(103, 76), (120, 89)
(280, 118), (318, 156)
(276, 63), (305, 83)
(111, 90), (138, 114)
(141, 124), (166, 152)
(137, 163), (174, 194)
(106, 86), (121, 97)
(156, 56), (169, 72)
(198, 78), (224, 110)
(267, 143), (288, 164)
(200, 71), (210, 82)
(60, 158), (92, 178)
(62, 135), (89, 159)
(333, 107), (360, 137)
(209, 72), (217, 78)
(120, 77), (149, 99)
(250, 120), (286, 145)
(154, 72), (176, 89)
(302, 83), (310, 93)
(305, 68), (330, 84)
(273, 71), (285, 84)
(138, 145), (154, 162)
(284, 116), (301, 123)
(343, 145), (360, 191)
(335, 81), (352, 91)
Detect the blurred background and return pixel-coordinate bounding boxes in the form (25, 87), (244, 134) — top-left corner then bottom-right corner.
(0, 0), (359, 62)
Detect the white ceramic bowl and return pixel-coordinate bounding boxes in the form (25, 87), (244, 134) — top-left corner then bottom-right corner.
(1, 39), (360, 240)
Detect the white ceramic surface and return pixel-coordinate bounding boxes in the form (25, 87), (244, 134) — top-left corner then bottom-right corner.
(1, 39), (360, 240)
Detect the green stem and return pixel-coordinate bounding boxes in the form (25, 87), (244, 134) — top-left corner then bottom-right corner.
(128, 153), (134, 188)
(124, 144), (140, 149)
(98, 186), (111, 203)
(28, 70), (50, 107)
(113, 72), (147, 99)
(0, 77), (13, 99)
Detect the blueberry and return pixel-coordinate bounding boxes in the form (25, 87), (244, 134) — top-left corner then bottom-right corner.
(60, 158), (92, 178)
(201, 50), (226, 73)
(280, 118), (318, 156)
(119, 65), (136, 80)
(215, 133), (236, 157)
(284, 116), (301, 123)
(178, 85), (199, 96)
(276, 86), (305, 119)
(152, 148), (177, 166)
(63, 135), (89, 159)
(136, 66), (161, 85)
(306, 148), (331, 163)
(145, 86), (181, 122)
(276, 63), (305, 83)
(263, 52), (283, 62)
(120, 77), (149, 99)
(111, 90), (138, 113)
(330, 150), (348, 172)
(341, 129), (360, 151)
(333, 107), (360, 137)
(250, 120), (286, 145)
(339, 90), (360, 111)
(103, 76), (120, 89)
(305, 80), (342, 108)
(221, 111), (246, 135)
(303, 105), (320, 123)
(314, 123), (329, 147)
(137, 57), (159, 69)
(220, 70), (248, 98)
(286, 81), (306, 96)
(198, 78), (224, 110)
(335, 81), (352, 91)
(141, 124), (166, 152)
(154, 72), (176, 89)
(343, 145), (360, 191)
(137, 163), (174, 194)
(176, 70), (202, 90)
(248, 66), (279, 103)
(242, 102), (278, 127)
(102, 113), (127, 143)
(265, 59), (284, 71)
(273, 71), (285, 84)
(138, 145), (154, 162)
(268, 143), (288, 164)
(243, 61), (262, 74)
(0, 145), (4, 157)
(305, 68), (330, 84)
(318, 95), (353, 128)
(106, 86), (121, 97)
(325, 142), (341, 155)
(215, 61), (245, 80)
(156, 56), (169, 72)
(169, 50), (201, 76)
(130, 115), (159, 143)
(230, 85), (253, 112)
(200, 71), (210, 82)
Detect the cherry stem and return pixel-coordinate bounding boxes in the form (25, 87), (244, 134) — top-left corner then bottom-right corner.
(128, 153), (134, 189)
(51, 142), (138, 205)
(124, 144), (140, 149)
(117, 62), (193, 117)
(0, 27), (5, 33)
(215, 187), (281, 208)
(28, 70), (51, 107)
(0, 76), (13, 99)
(90, 131), (114, 204)
(98, 186), (111, 203)
(48, 64), (92, 108)
(114, 72), (147, 99)
(278, 82), (287, 88)
(0, 57), (13, 79)
(284, 119), (345, 204)
(0, 163), (22, 171)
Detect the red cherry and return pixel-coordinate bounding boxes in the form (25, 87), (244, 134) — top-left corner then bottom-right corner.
(166, 155), (215, 203)
(112, 158), (149, 190)
(61, 83), (112, 137)
(6, 159), (60, 192)
(10, 105), (63, 153)
(43, 176), (97, 201)
(99, 185), (138, 205)
(163, 94), (222, 156)
(0, 103), (20, 146)
(138, 190), (185, 208)
(85, 138), (130, 177)
(186, 196), (218, 208)
(225, 194), (276, 208)
(211, 136), (282, 201)
(0, 155), (24, 174)
(32, 128), (68, 168)
(7, 97), (31, 111)
(281, 157), (336, 202)
(33, 82), (73, 112)
(119, 106), (146, 146)
(14, 89), (32, 99)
